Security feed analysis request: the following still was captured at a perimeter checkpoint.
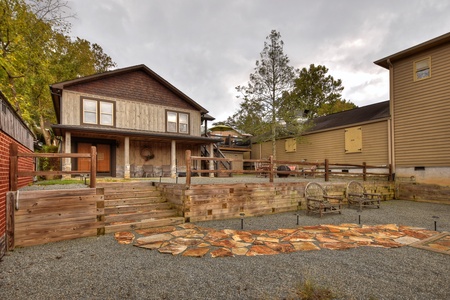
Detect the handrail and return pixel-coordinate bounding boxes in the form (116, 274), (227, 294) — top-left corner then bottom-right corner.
(185, 150), (393, 185)
(9, 143), (97, 191)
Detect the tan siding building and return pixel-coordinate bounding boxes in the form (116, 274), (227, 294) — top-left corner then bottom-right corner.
(375, 32), (450, 185)
(252, 101), (390, 168)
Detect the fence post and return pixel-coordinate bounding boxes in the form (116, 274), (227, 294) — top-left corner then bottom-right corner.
(90, 146), (97, 188)
(185, 150), (191, 186)
(9, 143), (18, 192)
(269, 155), (274, 183)
(324, 159), (329, 182)
(6, 192), (15, 250)
(363, 162), (367, 181)
(96, 188), (105, 236)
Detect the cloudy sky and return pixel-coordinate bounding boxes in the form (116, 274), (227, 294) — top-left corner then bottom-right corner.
(66, 0), (450, 122)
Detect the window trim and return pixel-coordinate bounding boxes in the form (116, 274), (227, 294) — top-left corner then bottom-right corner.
(81, 97), (115, 127)
(413, 56), (431, 81)
(165, 110), (190, 134)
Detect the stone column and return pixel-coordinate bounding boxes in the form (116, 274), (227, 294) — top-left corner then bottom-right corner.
(209, 143), (214, 178)
(171, 140), (176, 178)
(124, 137), (130, 179)
(62, 131), (71, 179)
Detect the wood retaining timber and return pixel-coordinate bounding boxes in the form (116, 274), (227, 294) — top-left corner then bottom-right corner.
(9, 181), (394, 248)
(156, 181), (395, 223)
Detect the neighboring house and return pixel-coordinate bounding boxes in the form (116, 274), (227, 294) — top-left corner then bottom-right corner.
(251, 101), (391, 169)
(207, 125), (251, 170)
(0, 91), (35, 258)
(50, 64), (221, 178)
(374, 32), (450, 186)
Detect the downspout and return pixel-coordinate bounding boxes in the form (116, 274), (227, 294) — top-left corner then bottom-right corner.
(387, 59), (396, 174)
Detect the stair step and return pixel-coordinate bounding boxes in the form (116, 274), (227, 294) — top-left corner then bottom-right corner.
(105, 217), (185, 233)
(105, 209), (179, 223)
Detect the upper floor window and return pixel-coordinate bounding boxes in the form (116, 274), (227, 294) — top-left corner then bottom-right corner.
(82, 98), (115, 126)
(414, 57), (431, 81)
(166, 110), (189, 134)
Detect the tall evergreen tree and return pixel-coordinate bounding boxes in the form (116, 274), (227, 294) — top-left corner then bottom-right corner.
(231, 30), (297, 159)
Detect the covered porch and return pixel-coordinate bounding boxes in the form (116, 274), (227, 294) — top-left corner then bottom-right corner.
(52, 125), (222, 179)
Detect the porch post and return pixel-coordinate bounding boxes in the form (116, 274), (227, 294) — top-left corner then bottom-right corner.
(62, 131), (71, 179)
(171, 140), (176, 178)
(209, 143), (214, 178)
(124, 137), (130, 179)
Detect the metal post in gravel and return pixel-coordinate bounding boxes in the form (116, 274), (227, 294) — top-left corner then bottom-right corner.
(433, 216), (439, 231)
(240, 213), (245, 229)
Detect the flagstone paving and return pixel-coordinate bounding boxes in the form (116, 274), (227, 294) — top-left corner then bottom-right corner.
(114, 223), (448, 258)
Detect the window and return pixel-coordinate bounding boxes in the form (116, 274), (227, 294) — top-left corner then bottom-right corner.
(345, 126), (362, 153)
(285, 138), (296, 153)
(166, 110), (189, 134)
(414, 57), (431, 81)
(82, 98), (114, 126)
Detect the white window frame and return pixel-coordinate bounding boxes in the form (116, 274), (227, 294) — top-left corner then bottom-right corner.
(166, 110), (190, 134)
(414, 57), (431, 81)
(82, 98), (115, 126)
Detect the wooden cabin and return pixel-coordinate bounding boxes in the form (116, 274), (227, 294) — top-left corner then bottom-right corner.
(374, 32), (450, 186)
(251, 101), (391, 170)
(50, 64), (221, 178)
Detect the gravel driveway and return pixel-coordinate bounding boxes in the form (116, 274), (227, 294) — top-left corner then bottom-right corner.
(1, 200), (449, 299)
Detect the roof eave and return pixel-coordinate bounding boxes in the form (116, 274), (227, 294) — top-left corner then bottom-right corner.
(374, 32), (450, 69)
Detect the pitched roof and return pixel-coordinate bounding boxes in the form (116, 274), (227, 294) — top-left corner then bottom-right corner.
(50, 64), (210, 123)
(306, 100), (390, 133)
(374, 32), (450, 69)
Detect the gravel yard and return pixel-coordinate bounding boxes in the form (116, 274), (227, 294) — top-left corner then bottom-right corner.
(1, 200), (449, 299)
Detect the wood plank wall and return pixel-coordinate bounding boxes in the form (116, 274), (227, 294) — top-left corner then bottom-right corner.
(12, 188), (104, 247)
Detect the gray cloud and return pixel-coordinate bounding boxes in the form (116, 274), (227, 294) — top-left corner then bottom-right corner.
(67, 0), (450, 120)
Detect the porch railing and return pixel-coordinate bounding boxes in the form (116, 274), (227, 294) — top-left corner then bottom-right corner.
(9, 143), (97, 191)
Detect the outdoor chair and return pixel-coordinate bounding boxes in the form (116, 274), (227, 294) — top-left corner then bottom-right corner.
(162, 165), (171, 177)
(130, 164), (137, 177)
(143, 165), (155, 177)
(346, 180), (381, 212)
(304, 182), (343, 217)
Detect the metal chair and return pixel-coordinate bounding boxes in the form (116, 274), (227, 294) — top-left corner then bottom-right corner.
(143, 165), (155, 177)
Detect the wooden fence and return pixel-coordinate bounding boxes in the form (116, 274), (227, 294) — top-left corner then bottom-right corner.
(184, 150), (393, 185)
(9, 143), (97, 191)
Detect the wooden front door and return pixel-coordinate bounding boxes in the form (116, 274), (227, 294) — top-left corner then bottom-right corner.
(77, 142), (111, 174)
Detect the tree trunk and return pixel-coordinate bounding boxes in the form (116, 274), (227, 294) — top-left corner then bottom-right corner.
(40, 114), (52, 146)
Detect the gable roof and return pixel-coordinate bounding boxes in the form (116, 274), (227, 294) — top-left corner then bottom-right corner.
(306, 100), (390, 133)
(50, 64), (209, 123)
(374, 32), (450, 69)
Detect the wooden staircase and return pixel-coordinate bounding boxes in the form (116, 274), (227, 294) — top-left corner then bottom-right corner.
(98, 182), (184, 234)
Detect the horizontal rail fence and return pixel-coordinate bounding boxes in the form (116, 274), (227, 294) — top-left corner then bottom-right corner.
(185, 150), (393, 185)
(9, 143), (97, 191)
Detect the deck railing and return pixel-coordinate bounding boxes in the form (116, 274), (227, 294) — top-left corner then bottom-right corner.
(185, 150), (393, 185)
